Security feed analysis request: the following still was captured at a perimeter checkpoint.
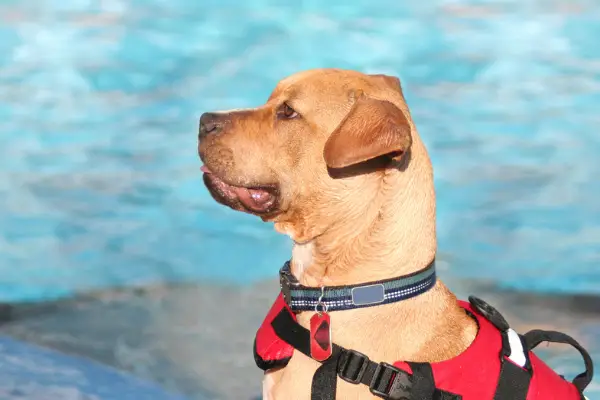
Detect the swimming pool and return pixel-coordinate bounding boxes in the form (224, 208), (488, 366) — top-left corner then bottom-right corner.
(0, 1), (599, 298)
(0, 335), (190, 400)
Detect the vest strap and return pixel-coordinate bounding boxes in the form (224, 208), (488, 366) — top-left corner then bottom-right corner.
(493, 357), (531, 400)
(271, 307), (461, 400)
(523, 329), (594, 394)
(469, 296), (533, 400)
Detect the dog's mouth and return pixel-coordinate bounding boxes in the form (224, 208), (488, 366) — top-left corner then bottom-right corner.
(201, 166), (279, 214)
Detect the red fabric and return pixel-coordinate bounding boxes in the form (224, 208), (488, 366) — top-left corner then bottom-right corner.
(527, 353), (581, 399)
(254, 296), (581, 399)
(255, 293), (295, 365)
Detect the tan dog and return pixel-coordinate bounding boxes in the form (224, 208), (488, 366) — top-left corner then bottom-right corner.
(197, 69), (478, 399)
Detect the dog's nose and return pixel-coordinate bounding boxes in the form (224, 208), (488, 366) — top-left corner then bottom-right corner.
(199, 112), (224, 138)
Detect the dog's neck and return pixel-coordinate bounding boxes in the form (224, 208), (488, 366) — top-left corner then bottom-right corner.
(291, 140), (437, 287)
(287, 139), (477, 363)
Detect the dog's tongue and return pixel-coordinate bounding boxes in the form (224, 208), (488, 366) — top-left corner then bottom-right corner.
(201, 166), (274, 212)
(232, 187), (273, 212)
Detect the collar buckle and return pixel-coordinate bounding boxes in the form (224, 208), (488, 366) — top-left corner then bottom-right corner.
(279, 261), (300, 306)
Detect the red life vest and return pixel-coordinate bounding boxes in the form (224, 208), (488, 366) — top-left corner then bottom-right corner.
(254, 294), (592, 400)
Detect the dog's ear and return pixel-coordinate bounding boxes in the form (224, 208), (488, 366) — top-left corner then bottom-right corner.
(323, 94), (412, 169)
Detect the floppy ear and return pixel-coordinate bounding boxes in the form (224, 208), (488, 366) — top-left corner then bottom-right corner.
(323, 94), (412, 169)
(369, 74), (402, 93)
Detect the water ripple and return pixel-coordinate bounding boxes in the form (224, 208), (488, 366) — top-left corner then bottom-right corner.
(0, 0), (599, 302)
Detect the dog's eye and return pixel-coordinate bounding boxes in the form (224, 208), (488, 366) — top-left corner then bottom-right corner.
(278, 103), (299, 119)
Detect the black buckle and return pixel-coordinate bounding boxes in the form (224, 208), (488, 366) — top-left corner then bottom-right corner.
(337, 350), (370, 384)
(370, 362), (413, 399)
(279, 261), (299, 305)
(468, 296), (510, 332)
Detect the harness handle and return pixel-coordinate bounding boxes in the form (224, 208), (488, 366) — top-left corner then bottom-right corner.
(523, 329), (594, 393)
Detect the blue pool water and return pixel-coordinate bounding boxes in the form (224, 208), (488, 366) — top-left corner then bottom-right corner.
(0, 336), (189, 400)
(1, 0), (599, 303)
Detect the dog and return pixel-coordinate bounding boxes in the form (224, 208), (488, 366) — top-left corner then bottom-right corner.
(197, 69), (590, 399)
(197, 68), (477, 399)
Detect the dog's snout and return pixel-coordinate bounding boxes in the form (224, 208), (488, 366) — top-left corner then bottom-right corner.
(199, 112), (224, 138)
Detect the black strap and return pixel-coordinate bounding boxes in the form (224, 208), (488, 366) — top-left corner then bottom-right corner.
(523, 329), (594, 394)
(493, 357), (531, 400)
(311, 357), (339, 400)
(407, 362), (436, 399)
(271, 308), (461, 400)
(469, 296), (533, 400)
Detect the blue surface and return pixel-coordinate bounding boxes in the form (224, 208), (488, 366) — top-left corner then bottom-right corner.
(0, 335), (189, 400)
(0, 0), (599, 302)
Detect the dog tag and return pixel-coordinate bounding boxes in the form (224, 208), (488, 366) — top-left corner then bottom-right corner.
(310, 311), (332, 361)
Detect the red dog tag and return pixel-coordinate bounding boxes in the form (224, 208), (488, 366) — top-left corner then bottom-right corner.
(310, 311), (332, 361)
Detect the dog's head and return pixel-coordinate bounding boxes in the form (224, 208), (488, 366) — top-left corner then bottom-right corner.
(198, 69), (418, 242)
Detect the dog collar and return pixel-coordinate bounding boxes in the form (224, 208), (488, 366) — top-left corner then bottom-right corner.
(279, 259), (436, 313)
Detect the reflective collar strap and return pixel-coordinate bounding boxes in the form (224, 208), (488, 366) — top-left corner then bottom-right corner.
(279, 259), (436, 313)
